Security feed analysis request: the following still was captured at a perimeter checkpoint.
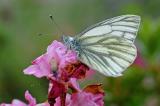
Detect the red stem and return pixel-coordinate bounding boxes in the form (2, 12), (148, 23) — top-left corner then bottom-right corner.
(60, 93), (66, 106)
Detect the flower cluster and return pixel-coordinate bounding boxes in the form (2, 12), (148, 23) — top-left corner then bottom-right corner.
(0, 41), (105, 106)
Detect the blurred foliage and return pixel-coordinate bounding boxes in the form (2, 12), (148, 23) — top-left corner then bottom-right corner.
(0, 0), (160, 106)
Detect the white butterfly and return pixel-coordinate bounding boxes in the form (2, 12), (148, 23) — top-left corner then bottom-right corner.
(62, 15), (141, 77)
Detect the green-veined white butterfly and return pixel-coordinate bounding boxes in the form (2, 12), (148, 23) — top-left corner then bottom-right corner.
(62, 15), (141, 77)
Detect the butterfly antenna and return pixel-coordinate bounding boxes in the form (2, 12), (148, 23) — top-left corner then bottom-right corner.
(49, 14), (65, 35)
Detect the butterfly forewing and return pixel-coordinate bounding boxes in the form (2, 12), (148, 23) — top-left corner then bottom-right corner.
(77, 15), (140, 43)
(74, 15), (140, 77)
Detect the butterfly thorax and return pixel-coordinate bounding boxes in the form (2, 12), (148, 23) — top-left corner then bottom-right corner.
(62, 35), (81, 56)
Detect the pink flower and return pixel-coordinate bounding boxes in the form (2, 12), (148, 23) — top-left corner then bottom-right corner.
(0, 100), (26, 106)
(22, 40), (104, 106)
(0, 91), (49, 106)
(53, 94), (71, 106)
(68, 79), (104, 106)
(23, 41), (66, 78)
(48, 78), (104, 106)
(24, 40), (91, 82)
(25, 90), (36, 106)
(133, 51), (146, 68)
(48, 79), (66, 105)
(69, 92), (104, 106)
(54, 92), (104, 106)
(23, 40), (89, 80)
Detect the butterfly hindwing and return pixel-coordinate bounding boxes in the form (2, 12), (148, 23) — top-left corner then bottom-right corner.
(79, 36), (137, 77)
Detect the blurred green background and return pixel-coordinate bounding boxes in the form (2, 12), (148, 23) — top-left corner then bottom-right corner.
(0, 0), (160, 106)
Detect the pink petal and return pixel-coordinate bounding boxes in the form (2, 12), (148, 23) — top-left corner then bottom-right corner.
(0, 91), (51, 106)
(58, 51), (77, 69)
(134, 51), (146, 68)
(0, 99), (27, 106)
(0, 103), (11, 106)
(47, 40), (67, 63)
(25, 90), (36, 106)
(86, 69), (95, 79)
(47, 40), (77, 68)
(63, 51), (77, 63)
(92, 94), (104, 106)
(36, 102), (50, 106)
(69, 78), (81, 92)
(54, 94), (71, 106)
(23, 54), (51, 78)
(12, 100), (27, 106)
(69, 92), (98, 106)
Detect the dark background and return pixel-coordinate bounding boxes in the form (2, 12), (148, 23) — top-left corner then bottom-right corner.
(0, 0), (160, 106)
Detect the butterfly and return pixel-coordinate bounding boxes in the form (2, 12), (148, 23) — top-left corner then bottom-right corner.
(62, 15), (141, 77)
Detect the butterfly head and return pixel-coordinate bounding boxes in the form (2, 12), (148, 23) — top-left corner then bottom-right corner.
(62, 35), (74, 49)
(62, 35), (81, 56)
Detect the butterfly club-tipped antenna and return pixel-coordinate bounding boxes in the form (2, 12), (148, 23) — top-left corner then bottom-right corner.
(49, 14), (73, 45)
(49, 14), (66, 37)
(37, 15), (65, 37)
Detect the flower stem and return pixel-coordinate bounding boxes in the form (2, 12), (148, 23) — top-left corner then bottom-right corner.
(60, 92), (66, 106)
